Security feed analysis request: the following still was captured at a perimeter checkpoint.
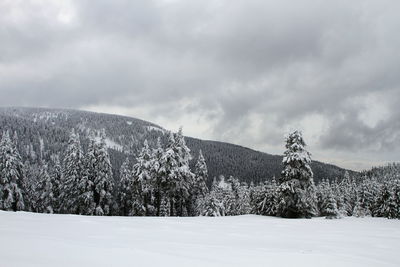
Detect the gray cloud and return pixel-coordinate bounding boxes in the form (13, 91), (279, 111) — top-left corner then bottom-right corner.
(1, 0), (399, 170)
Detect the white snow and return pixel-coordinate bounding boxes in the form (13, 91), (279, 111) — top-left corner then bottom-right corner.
(104, 138), (123, 151)
(32, 112), (68, 123)
(218, 176), (231, 190)
(94, 136), (123, 151)
(126, 121), (132, 125)
(146, 126), (166, 134)
(1, 211), (399, 267)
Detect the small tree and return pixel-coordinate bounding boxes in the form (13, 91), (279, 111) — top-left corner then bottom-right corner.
(257, 178), (278, 216)
(321, 187), (340, 219)
(353, 196), (366, 218)
(159, 196), (170, 217)
(200, 191), (224, 217)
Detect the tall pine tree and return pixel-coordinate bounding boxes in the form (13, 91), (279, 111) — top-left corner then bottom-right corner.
(92, 130), (114, 216)
(173, 128), (194, 216)
(36, 164), (55, 213)
(60, 129), (84, 214)
(277, 130), (317, 218)
(192, 149), (209, 215)
(117, 157), (133, 216)
(0, 131), (25, 211)
(132, 140), (153, 216)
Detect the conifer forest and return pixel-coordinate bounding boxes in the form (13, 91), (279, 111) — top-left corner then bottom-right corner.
(1, 108), (399, 220)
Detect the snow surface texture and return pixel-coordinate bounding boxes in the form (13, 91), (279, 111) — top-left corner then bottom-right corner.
(1, 211), (399, 267)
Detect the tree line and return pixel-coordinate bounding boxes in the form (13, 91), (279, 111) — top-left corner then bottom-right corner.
(0, 128), (399, 219)
(0, 107), (347, 187)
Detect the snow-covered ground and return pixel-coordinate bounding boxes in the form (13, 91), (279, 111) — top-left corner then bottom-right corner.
(1, 211), (399, 267)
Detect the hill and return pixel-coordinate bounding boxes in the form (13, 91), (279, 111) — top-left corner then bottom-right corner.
(0, 107), (351, 184)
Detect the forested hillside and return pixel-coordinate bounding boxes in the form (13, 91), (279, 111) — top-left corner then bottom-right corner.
(0, 107), (349, 185)
(1, 107), (398, 219)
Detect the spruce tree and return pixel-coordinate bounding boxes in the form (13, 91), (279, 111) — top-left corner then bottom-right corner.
(159, 132), (179, 216)
(236, 182), (251, 215)
(60, 129), (84, 214)
(316, 179), (329, 213)
(92, 130), (114, 215)
(0, 131), (25, 211)
(159, 196), (170, 217)
(200, 192), (224, 216)
(321, 187), (340, 219)
(192, 150), (209, 215)
(357, 181), (374, 216)
(50, 155), (63, 213)
(36, 164), (55, 213)
(199, 179), (225, 216)
(276, 130), (317, 218)
(375, 180), (399, 219)
(250, 181), (268, 215)
(173, 128), (195, 216)
(223, 176), (251, 215)
(158, 130), (194, 216)
(223, 176), (238, 216)
(72, 131), (115, 216)
(132, 140), (153, 216)
(152, 137), (165, 216)
(77, 136), (96, 215)
(353, 196), (366, 218)
(22, 161), (37, 212)
(331, 179), (346, 216)
(258, 178), (278, 216)
(193, 150), (209, 197)
(117, 157), (133, 216)
(341, 171), (357, 216)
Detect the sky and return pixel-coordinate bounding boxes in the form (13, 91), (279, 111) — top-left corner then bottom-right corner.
(1, 0), (399, 171)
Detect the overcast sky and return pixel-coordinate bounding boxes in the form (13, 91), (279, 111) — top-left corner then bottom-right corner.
(1, 0), (399, 170)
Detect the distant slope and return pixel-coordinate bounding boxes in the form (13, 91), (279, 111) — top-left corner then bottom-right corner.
(0, 107), (351, 184)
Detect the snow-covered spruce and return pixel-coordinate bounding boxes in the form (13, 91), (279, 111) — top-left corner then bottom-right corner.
(0, 131), (25, 211)
(79, 130), (114, 216)
(131, 139), (152, 216)
(277, 130), (318, 218)
(35, 164), (56, 214)
(192, 149), (209, 215)
(156, 129), (195, 216)
(117, 157), (133, 216)
(59, 129), (84, 214)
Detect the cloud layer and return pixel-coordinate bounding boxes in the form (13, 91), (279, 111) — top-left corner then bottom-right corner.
(1, 0), (399, 170)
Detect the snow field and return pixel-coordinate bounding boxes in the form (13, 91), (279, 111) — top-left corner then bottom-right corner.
(1, 211), (399, 267)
